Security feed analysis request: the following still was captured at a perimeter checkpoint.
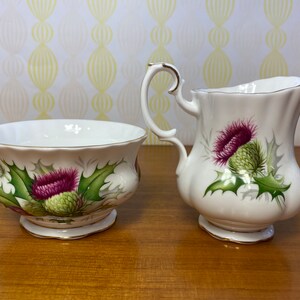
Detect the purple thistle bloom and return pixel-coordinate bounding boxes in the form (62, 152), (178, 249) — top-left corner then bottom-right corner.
(213, 119), (257, 165)
(31, 168), (79, 200)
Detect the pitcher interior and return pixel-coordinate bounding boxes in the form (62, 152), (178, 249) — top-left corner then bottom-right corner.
(195, 76), (300, 94)
(0, 119), (146, 147)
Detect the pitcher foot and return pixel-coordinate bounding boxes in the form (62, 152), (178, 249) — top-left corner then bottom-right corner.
(198, 215), (274, 244)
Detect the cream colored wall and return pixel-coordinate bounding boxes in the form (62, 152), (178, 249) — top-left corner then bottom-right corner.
(0, 0), (300, 145)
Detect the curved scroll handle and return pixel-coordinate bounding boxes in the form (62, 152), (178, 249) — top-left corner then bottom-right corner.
(141, 62), (198, 175)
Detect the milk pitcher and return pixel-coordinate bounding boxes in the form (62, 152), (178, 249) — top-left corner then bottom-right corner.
(141, 62), (300, 243)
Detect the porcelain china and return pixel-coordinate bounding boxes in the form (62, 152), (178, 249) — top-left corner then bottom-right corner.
(141, 62), (300, 243)
(0, 119), (146, 239)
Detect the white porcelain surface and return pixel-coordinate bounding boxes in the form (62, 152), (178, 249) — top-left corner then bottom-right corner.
(0, 120), (146, 238)
(141, 62), (300, 243)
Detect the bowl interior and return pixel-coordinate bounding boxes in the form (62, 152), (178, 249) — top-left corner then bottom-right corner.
(0, 119), (146, 148)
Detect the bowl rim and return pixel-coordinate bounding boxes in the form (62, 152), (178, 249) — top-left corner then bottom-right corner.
(0, 119), (147, 149)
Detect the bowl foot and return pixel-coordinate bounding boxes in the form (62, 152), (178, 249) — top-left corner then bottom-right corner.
(198, 215), (274, 244)
(20, 209), (117, 240)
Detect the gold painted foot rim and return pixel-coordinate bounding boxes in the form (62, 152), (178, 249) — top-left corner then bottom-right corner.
(198, 215), (274, 244)
(20, 209), (117, 240)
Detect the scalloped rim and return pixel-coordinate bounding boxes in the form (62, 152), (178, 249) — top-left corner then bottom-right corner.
(0, 119), (147, 149)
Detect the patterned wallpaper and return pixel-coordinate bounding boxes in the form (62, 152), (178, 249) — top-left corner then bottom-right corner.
(1, 0), (300, 145)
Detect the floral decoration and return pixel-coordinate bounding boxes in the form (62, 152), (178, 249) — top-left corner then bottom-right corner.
(0, 159), (124, 218)
(204, 119), (290, 208)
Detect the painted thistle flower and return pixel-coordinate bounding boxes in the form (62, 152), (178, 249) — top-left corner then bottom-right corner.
(213, 120), (257, 165)
(42, 191), (84, 217)
(31, 168), (79, 200)
(228, 140), (265, 176)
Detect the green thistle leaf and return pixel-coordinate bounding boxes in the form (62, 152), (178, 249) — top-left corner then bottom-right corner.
(204, 171), (245, 196)
(7, 162), (33, 201)
(23, 200), (48, 216)
(265, 135), (283, 175)
(0, 188), (19, 207)
(253, 173), (290, 201)
(78, 161), (123, 201)
(32, 159), (55, 175)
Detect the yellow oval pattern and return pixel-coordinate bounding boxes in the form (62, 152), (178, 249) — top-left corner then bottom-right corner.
(92, 93), (113, 121)
(204, 50), (232, 88)
(27, 0), (58, 119)
(87, 0), (117, 22)
(260, 0), (292, 78)
(87, 0), (117, 120)
(1, 1), (300, 144)
(87, 47), (117, 92)
(209, 27), (229, 48)
(32, 22), (54, 43)
(206, 0), (235, 27)
(204, 0), (233, 88)
(150, 26), (172, 45)
(28, 45), (58, 90)
(91, 24), (113, 45)
(33, 92), (55, 119)
(27, 0), (56, 21)
(147, 0), (176, 24)
(264, 0), (293, 27)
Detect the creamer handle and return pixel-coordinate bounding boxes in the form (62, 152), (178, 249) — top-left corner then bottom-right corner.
(141, 63), (198, 175)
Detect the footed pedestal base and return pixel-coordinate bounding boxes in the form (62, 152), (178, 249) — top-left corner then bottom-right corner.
(198, 215), (274, 244)
(20, 209), (117, 240)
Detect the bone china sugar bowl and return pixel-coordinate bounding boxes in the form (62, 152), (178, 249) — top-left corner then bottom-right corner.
(0, 119), (146, 239)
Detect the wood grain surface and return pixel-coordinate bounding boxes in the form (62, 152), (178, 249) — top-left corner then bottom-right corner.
(0, 146), (299, 300)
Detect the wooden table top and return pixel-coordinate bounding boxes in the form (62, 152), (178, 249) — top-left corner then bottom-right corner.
(0, 145), (300, 300)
